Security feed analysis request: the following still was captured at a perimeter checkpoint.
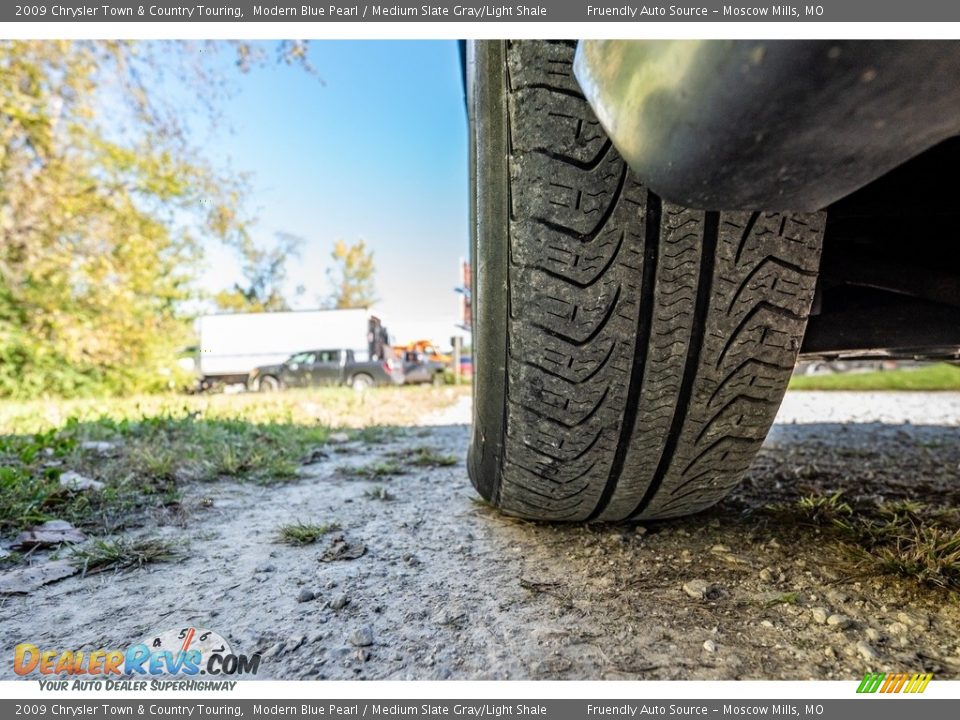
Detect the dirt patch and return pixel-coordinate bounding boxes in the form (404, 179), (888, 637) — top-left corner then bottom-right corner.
(2, 392), (960, 680)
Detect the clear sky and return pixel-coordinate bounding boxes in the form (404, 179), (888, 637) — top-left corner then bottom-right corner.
(196, 41), (469, 331)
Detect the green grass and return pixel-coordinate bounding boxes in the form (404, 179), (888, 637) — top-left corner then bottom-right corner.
(275, 521), (340, 546)
(788, 363), (960, 391)
(768, 492), (960, 592)
(71, 538), (180, 574)
(338, 460), (408, 479)
(399, 446), (459, 468)
(0, 387), (467, 559)
(363, 485), (395, 501)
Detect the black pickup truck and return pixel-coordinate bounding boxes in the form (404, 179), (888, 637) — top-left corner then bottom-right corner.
(247, 349), (403, 391)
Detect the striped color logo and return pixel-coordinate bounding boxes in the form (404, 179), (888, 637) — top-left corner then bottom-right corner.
(857, 672), (933, 694)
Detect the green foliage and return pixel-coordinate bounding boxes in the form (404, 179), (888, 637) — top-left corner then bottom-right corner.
(275, 521), (340, 546)
(72, 538), (180, 574)
(789, 363), (960, 391)
(0, 41), (314, 398)
(325, 238), (378, 309)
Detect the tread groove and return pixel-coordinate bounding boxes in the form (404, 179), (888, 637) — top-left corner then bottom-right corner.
(628, 211), (718, 520)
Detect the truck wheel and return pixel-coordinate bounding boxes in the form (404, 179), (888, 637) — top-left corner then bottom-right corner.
(467, 40), (826, 521)
(258, 375), (280, 393)
(351, 373), (374, 391)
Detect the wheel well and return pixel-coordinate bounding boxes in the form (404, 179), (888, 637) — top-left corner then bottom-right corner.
(803, 136), (960, 361)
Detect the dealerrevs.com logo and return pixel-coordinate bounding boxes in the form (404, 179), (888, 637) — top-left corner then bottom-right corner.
(14, 627), (260, 681)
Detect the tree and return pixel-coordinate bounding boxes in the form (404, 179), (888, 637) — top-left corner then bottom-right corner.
(325, 239), (378, 309)
(214, 232), (304, 313)
(0, 40), (315, 397)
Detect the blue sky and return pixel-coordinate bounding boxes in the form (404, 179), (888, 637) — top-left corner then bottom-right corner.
(196, 41), (468, 328)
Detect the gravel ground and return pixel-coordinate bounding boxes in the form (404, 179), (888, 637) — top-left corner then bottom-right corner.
(3, 391), (959, 680)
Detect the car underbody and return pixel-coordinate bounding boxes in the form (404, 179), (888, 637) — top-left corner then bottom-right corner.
(575, 40), (960, 362)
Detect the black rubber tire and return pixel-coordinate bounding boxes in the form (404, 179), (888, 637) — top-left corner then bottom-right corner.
(467, 40), (826, 522)
(258, 375), (280, 393)
(351, 373), (374, 391)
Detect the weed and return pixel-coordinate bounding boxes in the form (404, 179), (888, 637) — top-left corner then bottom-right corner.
(394, 446), (458, 468)
(276, 521), (341, 546)
(762, 591), (800, 608)
(352, 426), (405, 445)
(338, 460), (407, 479)
(770, 492), (960, 593)
(363, 486), (394, 501)
(72, 538), (180, 574)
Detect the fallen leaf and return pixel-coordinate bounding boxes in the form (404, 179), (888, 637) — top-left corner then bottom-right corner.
(13, 521), (87, 549)
(318, 533), (366, 562)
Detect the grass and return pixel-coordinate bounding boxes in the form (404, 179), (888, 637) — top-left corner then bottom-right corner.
(0, 386), (467, 562)
(788, 363), (960, 391)
(276, 521), (340, 546)
(769, 491), (960, 592)
(398, 446), (459, 468)
(363, 486), (395, 501)
(338, 445), (458, 479)
(338, 460), (408, 479)
(71, 538), (180, 574)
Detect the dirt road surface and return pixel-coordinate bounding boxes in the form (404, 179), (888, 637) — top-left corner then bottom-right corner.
(3, 391), (960, 680)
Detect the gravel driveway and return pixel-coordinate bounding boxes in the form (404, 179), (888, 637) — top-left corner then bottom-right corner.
(3, 391), (959, 680)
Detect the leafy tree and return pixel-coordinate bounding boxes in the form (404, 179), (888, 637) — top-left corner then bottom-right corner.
(325, 238), (378, 309)
(0, 40), (314, 397)
(214, 232), (304, 313)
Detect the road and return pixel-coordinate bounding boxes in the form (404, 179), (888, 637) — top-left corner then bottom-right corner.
(3, 391), (959, 680)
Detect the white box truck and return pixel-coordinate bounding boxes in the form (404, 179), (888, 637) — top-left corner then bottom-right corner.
(196, 309), (389, 389)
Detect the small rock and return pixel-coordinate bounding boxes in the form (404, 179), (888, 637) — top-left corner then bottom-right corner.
(761, 620), (774, 628)
(303, 448), (330, 464)
(826, 589), (850, 605)
(759, 567), (784, 583)
(264, 642), (286, 658)
(887, 621), (908, 636)
(329, 593), (350, 610)
(865, 628), (882, 643)
(255, 563), (276, 573)
(703, 640), (717, 653)
(634, 526), (648, 536)
(349, 626), (374, 647)
(329, 432), (351, 444)
(709, 544), (731, 554)
(827, 614), (852, 629)
(80, 440), (118, 454)
(59, 471), (104, 492)
(856, 641), (879, 661)
(811, 607), (829, 624)
(682, 579), (723, 601)
(297, 589), (316, 603)
(897, 611), (920, 627)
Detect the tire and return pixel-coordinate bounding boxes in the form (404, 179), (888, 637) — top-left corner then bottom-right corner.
(351, 373), (374, 391)
(467, 40), (826, 522)
(258, 375), (280, 393)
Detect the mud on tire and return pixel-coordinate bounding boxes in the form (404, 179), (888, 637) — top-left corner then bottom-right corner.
(467, 40), (826, 522)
